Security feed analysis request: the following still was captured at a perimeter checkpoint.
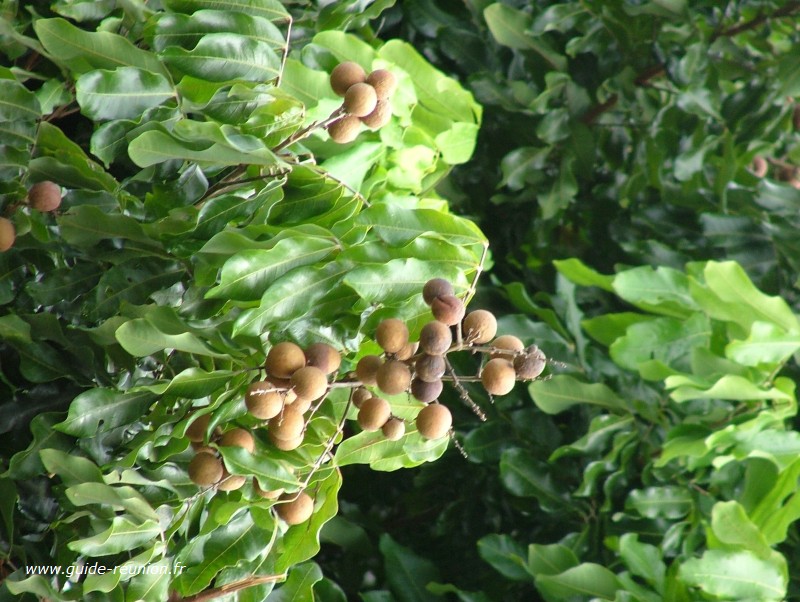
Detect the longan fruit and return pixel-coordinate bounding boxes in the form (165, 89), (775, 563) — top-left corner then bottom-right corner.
(382, 417), (405, 441)
(343, 82), (378, 117)
(218, 472), (247, 491)
(490, 335), (525, 360)
(419, 321), (452, 356)
(185, 413), (212, 443)
(268, 406), (305, 441)
(286, 395), (312, 414)
(269, 430), (304, 451)
(266, 342), (305, 379)
(415, 354), (446, 383)
(395, 341), (419, 361)
(463, 310), (498, 344)
(416, 404), (452, 440)
(219, 428), (255, 453)
(253, 481), (284, 499)
(0, 217), (15, 252)
(245, 382), (284, 419)
(291, 366), (328, 402)
(376, 360), (412, 395)
(276, 491), (314, 525)
(366, 69), (398, 101)
(188, 452), (224, 486)
(422, 278), (454, 305)
(328, 115), (361, 143)
(356, 354), (383, 385)
(330, 61), (366, 97)
(376, 318), (409, 354)
(514, 345), (547, 380)
(352, 387), (372, 408)
(27, 181), (61, 212)
(751, 156), (768, 178)
(411, 377), (443, 403)
(481, 358), (516, 396)
(361, 100), (392, 129)
(357, 396), (391, 431)
(305, 342), (341, 375)
(431, 295), (466, 326)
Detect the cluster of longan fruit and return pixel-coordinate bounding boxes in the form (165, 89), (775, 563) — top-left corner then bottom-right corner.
(0, 180), (62, 252)
(327, 62), (397, 143)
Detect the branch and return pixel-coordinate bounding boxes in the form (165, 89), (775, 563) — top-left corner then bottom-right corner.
(713, 1), (800, 40)
(176, 574), (287, 602)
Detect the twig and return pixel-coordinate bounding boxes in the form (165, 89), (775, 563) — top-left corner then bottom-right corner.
(178, 573), (288, 602)
(276, 15), (292, 88)
(712, 1), (800, 40)
(272, 107), (345, 153)
(443, 355), (486, 421)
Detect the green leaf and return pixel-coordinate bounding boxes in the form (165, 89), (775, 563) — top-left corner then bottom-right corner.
(668, 374), (793, 403)
(711, 501), (772, 559)
(356, 203), (486, 246)
(483, 3), (566, 71)
(334, 431), (448, 470)
(160, 33), (280, 82)
(76, 67), (175, 121)
(379, 534), (443, 602)
(145, 368), (235, 399)
(626, 486), (693, 519)
(529, 375), (627, 414)
(163, 0), (290, 22)
(65, 482), (159, 522)
(499, 449), (567, 511)
(553, 258), (614, 290)
(218, 447), (298, 490)
(39, 448), (104, 486)
(115, 319), (225, 357)
(269, 563), (324, 602)
(612, 265), (699, 318)
(726, 321), (800, 366)
(679, 550), (786, 601)
(57, 205), (153, 246)
(477, 534), (532, 582)
(68, 516), (162, 556)
(3, 413), (73, 479)
(528, 543), (579, 578)
(55, 388), (157, 437)
(535, 563), (620, 600)
(619, 534), (665, 590)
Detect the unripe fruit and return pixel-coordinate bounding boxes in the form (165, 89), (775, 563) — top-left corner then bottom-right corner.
(415, 354), (446, 383)
(382, 417), (405, 441)
(395, 341), (419, 361)
(361, 100), (392, 129)
(276, 491), (314, 525)
(269, 430), (303, 451)
(290, 366), (328, 402)
(490, 335), (525, 360)
(305, 343), (341, 375)
(186, 413), (212, 443)
(366, 69), (398, 101)
(356, 354), (383, 385)
(411, 377), (443, 403)
(423, 278), (454, 305)
(431, 295), (466, 326)
(419, 320), (452, 355)
(253, 481), (284, 499)
(218, 473), (247, 491)
(27, 181), (61, 212)
(343, 82), (378, 117)
(266, 342), (305, 379)
(328, 115), (361, 143)
(463, 310), (498, 344)
(188, 452), (224, 486)
(352, 387), (372, 408)
(481, 358), (516, 396)
(751, 156), (768, 178)
(245, 383), (284, 419)
(357, 396), (391, 431)
(514, 345), (547, 380)
(219, 428), (255, 453)
(0, 217), (15, 252)
(376, 318), (409, 354)
(416, 404), (452, 440)
(269, 406), (305, 441)
(376, 360), (412, 395)
(330, 61), (366, 97)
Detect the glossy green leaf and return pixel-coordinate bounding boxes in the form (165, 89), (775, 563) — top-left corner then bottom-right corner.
(612, 265), (698, 318)
(39, 448), (104, 486)
(679, 550), (786, 601)
(619, 534), (665, 590)
(527, 543), (579, 577)
(160, 33), (280, 82)
(726, 321), (800, 366)
(3, 414), (73, 479)
(76, 67), (175, 121)
(711, 501), (771, 559)
(218, 447), (298, 490)
(68, 516), (162, 556)
(163, 0), (290, 21)
(334, 430), (448, 470)
(57, 205), (152, 246)
(55, 388), (157, 437)
(499, 449), (567, 511)
(149, 9), (285, 52)
(379, 534), (443, 602)
(477, 534), (532, 582)
(536, 563), (620, 600)
(668, 374), (793, 403)
(65, 482), (159, 522)
(553, 258), (614, 290)
(356, 204), (485, 247)
(529, 375), (627, 414)
(269, 563), (324, 602)
(483, 3), (566, 71)
(627, 486), (693, 519)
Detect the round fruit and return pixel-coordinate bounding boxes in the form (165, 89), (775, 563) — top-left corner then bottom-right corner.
(219, 428), (255, 453)
(269, 430), (304, 451)
(343, 82), (378, 117)
(490, 335), (525, 360)
(357, 396), (391, 431)
(419, 320), (452, 355)
(266, 342), (306, 379)
(27, 181), (61, 212)
(366, 69), (398, 101)
(185, 413), (211, 443)
(431, 295), (466, 326)
(751, 156), (768, 178)
(416, 404), (452, 440)
(218, 473), (246, 491)
(276, 491), (314, 525)
(305, 343), (341, 375)
(330, 61), (366, 96)
(376, 360), (412, 395)
(395, 341), (419, 361)
(328, 115), (361, 143)
(415, 354), (446, 383)
(422, 278), (454, 305)
(376, 318), (409, 354)
(514, 345), (547, 380)
(352, 387), (372, 408)
(411, 377), (443, 403)
(356, 354), (383, 385)
(481, 358), (516, 396)
(382, 417), (405, 441)
(0, 217), (15, 252)
(245, 383), (284, 420)
(286, 394), (313, 414)
(290, 366), (328, 402)
(463, 310), (498, 344)
(268, 406), (305, 441)
(253, 481), (284, 499)
(188, 452), (224, 486)
(361, 100), (392, 129)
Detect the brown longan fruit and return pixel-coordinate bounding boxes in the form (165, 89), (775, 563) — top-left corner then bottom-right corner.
(268, 406), (305, 441)
(305, 343), (341, 375)
(269, 430), (304, 451)
(481, 358), (516, 396)
(395, 341), (419, 361)
(415, 354), (446, 383)
(185, 413), (212, 443)
(416, 404), (452, 440)
(266, 342), (306, 379)
(0, 217), (15, 252)
(514, 345), (547, 380)
(490, 335), (525, 360)
(411, 377), (443, 403)
(751, 156), (768, 178)
(188, 452), (224, 486)
(352, 387), (372, 408)
(422, 278), (454, 305)
(328, 115), (361, 143)
(376, 318), (409, 354)
(27, 181), (61, 212)
(218, 472), (247, 491)
(356, 354), (383, 385)
(253, 481), (284, 499)
(366, 69), (398, 101)
(286, 394), (312, 414)
(357, 396), (391, 431)
(330, 61), (366, 96)
(276, 491), (314, 525)
(245, 382), (284, 419)
(376, 360), (412, 395)
(431, 295), (466, 326)
(219, 428), (255, 453)
(290, 366), (328, 402)
(361, 100), (392, 129)
(463, 310), (498, 344)
(382, 417), (405, 441)
(419, 320), (452, 355)
(344, 82), (378, 117)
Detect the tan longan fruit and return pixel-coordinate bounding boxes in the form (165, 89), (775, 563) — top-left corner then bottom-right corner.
(422, 278), (454, 305)
(376, 318), (409, 354)
(268, 406), (305, 441)
(514, 345), (547, 380)
(305, 342), (341, 375)
(463, 310), (498, 344)
(357, 396), (391, 431)
(382, 417), (405, 441)
(366, 69), (398, 101)
(245, 382), (284, 420)
(751, 156), (768, 178)
(356, 354), (383, 385)
(218, 472), (247, 491)
(361, 100), (392, 129)
(330, 61), (366, 97)
(276, 491), (314, 525)
(286, 395), (312, 414)
(490, 335), (525, 360)
(188, 452), (224, 486)
(376, 360), (412, 395)
(481, 358), (516, 396)
(266, 342), (306, 379)
(253, 480), (284, 499)
(27, 181), (61, 212)
(291, 366), (328, 402)
(0, 217), (15, 252)
(431, 295), (466, 326)
(185, 413), (212, 443)
(269, 430), (304, 451)
(352, 387), (372, 408)
(395, 341), (419, 361)
(219, 428), (255, 453)
(343, 82), (378, 117)
(411, 377), (443, 403)
(415, 354), (446, 383)
(328, 115), (362, 143)
(416, 404), (452, 440)
(419, 321), (452, 356)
